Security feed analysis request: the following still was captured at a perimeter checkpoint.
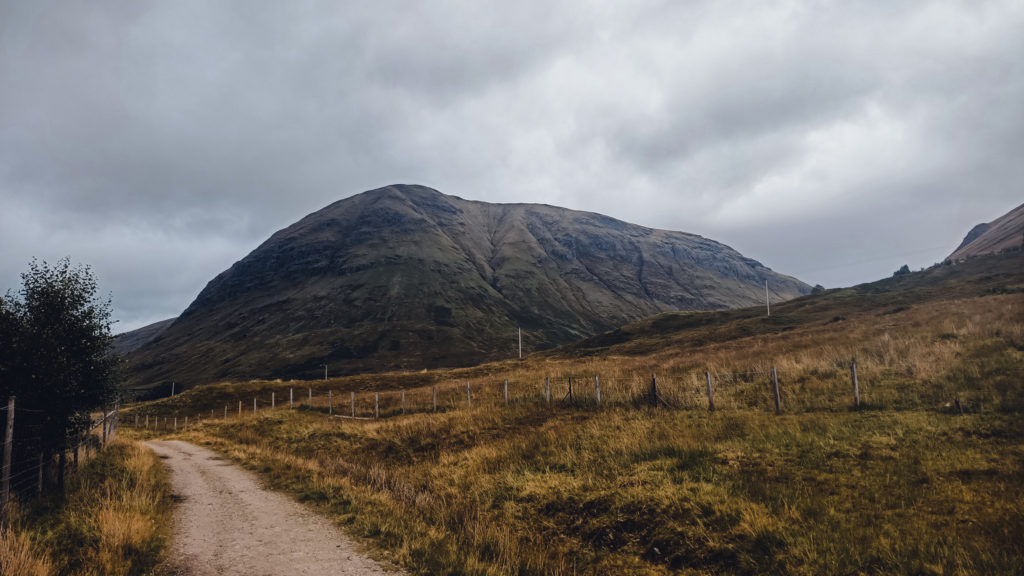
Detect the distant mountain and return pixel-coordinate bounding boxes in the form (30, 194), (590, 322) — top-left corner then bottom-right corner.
(949, 202), (1024, 261)
(123, 184), (809, 387)
(112, 318), (174, 356)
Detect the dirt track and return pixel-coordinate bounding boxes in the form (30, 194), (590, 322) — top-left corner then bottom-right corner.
(147, 440), (400, 576)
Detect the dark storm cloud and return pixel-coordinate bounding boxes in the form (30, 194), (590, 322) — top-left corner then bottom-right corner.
(1, 0), (1021, 330)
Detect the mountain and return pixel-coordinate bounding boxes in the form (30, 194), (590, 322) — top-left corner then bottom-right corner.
(948, 202), (1024, 261)
(123, 184), (809, 387)
(112, 318), (175, 356)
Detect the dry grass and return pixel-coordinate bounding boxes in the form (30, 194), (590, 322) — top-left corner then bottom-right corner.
(120, 257), (1024, 574)
(0, 438), (171, 576)
(0, 527), (53, 576)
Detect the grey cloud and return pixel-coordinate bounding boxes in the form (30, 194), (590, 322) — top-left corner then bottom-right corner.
(1, 0), (1022, 330)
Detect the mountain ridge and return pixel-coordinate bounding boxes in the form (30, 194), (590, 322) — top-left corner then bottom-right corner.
(948, 202), (1024, 261)
(123, 184), (809, 387)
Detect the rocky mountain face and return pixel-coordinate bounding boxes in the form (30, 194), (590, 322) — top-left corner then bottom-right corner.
(948, 202), (1024, 261)
(123, 185), (809, 386)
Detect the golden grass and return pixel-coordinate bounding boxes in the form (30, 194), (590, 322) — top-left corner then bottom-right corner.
(0, 438), (171, 576)
(121, 285), (1024, 575)
(0, 527), (53, 576)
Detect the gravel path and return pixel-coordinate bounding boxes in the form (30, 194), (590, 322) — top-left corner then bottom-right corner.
(147, 440), (401, 576)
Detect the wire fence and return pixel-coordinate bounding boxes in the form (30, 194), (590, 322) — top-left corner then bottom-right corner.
(120, 357), (1001, 434)
(1, 399), (119, 521)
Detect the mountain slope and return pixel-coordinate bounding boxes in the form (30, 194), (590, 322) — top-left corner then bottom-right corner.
(124, 184), (808, 386)
(112, 318), (175, 356)
(949, 202), (1024, 261)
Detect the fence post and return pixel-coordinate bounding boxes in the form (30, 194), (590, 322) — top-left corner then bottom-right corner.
(851, 358), (860, 410)
(2, 396), (14, 518)
(102, 410), (108, 446)
(595, 376), (601, 405)
(185, 416), (188, 429)
(374, 392), (380, 419)
(135, 414), (139, 427)
(272, 392), (276, 409)
(568, 377), (574, 403)
(401, 390), (406, 414)
(706, 371), (715, 412)
(650, 374), (658, 407)
(253, 397), (257, 414)
(290, 388), (294, 409)
(771, 366), (781, 414)
(466, 382), (472, 409)
(432, 386), (438, 412)
(503, 379), (509, 406)
(174, 417), (177, 431)
(238, 401), (242, 417)
(329, 390), (333, 415)
(545, 377), (550, 405)
(308, 387), (312, 407)
(351, 392), (355, 417)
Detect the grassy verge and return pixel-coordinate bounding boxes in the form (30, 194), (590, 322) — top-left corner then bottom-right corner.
(0, 438), (171, 576)
(161, 405), (1023, 575)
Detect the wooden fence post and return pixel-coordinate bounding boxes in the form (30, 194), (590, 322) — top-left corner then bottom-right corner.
(432, 386), (438, 412)
(134, 414), (138, 427)
(851, 358), (860, 410)
(253, 397), (257, 414)
(2, 396), (14, 518)
(374, 392), (380, 419)
(466, 382), (472, 409)
(706, 371), (715, 412)
(308, 387), (312, 407)
(650, 374), (658, 407)
(238, 401), (242, 417)
(272, 392), (276, 409)
(329, 390), (333, 415)
(351, 392), (356, 417)
(174, 417), (177, 431)
(401, 390), (406, 414)
(568, 377), (574, 403)
(545, 377), (550, 405)
(503, 379), (509, 406)
(290, 388), (294, 409)
(184, 416), (188, 429)
(771, 366), (781, 414)
(595, 376), (601, 405)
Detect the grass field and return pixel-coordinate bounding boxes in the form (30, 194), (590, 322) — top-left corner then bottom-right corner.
(0, 438), (171, 576)
(123, 254), (1024, 575)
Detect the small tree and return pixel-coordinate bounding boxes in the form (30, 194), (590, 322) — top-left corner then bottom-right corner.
(1, 259), (117, 490)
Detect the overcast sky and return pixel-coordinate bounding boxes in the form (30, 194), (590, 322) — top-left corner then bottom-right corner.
(2, 0), (1022, 333)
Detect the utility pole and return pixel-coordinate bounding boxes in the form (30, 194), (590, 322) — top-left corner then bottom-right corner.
(171, 382), (175, 396)
(322, 364), (327, 381)
(518, 327), (522, 360)
(765, 279), (770, 317)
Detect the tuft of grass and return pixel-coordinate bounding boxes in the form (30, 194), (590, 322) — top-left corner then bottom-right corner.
(0, 438), (171, 576)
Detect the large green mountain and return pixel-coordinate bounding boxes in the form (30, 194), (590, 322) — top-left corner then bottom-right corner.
(123, 185), (808, 386)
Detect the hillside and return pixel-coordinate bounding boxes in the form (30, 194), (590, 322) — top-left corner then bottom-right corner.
(112, 318), (174, 355)
(556, 250), (1024, 360)
(125, 251), (1024, 576)
(123, 184), (807, 387)
(948, 201), (1024, 261)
